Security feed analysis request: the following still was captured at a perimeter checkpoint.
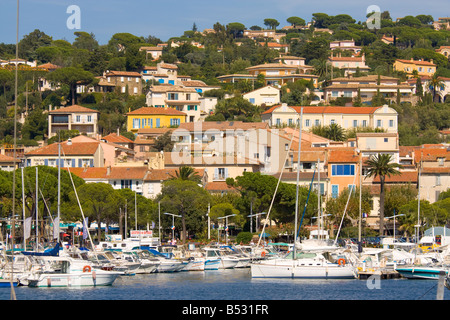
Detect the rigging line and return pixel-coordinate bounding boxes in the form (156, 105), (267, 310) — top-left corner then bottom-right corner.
(60, 145), (100, 264)
(296, 168), (316, 238)
(333, 164), (359, 246)
(257, 115), (301, 248)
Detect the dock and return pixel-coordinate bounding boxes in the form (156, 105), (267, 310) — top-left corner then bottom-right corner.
(357, 269), (402, 280)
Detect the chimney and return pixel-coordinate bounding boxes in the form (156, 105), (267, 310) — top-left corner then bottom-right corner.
(107, 165), (111, 176)
(430, 59), (434, 64)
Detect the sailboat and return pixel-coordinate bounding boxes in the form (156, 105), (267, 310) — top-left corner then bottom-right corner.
(251, 108), (357, 279)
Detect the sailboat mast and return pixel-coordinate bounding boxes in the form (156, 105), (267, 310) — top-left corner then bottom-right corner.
(317, 157), (321, 240)
(35, 167), (39, 251)
(293, 108), (303, 260)
(22, 168), (26, 250)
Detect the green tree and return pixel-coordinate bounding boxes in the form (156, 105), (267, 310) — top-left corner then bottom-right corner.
(365, 154), (402, 236)
(158, 179), (210, 244)
(71, 182), (119, 241)
(73, 32), (99, 52)
(287, 17), (306, 27)
(152, 130), (174, 152)
(46, 67), (94, 105)
(263, 18), (280, 30)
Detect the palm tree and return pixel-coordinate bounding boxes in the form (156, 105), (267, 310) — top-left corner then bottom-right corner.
(171, 165), (202, 184)
(365, 153), (402, 236)
(325, 123), (346, 141)
(428, 73), (446, 103)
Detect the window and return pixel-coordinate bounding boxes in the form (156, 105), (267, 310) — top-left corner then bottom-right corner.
(389, 119), (394, 127)
(362, 120), (367, 127)
(122, 86), (126, 93)
(384, 138), (388, 142)
(315, 119), (320, 126)
(133, 118), (140, 129)
(276, 118), (281, 126)
(436, 175), (441, 186)
(168, 93), (179, 100)
(332, 91), (339, 97)
(87, 115), (92, 122)
(76, 115), (81, 122)
(332, 164), (355, 176)
(249, 98), (255, 104)
(377, 119), (382, 127)
(121, 180), (132, 189)
(330, 119), (336, 125)
(120, 77), (124, 82)
(348, 184), (356, 192)
(343, 91), (352, 98)
(170, 118), (180, 126)
(305, 119), (310, 127)
(331, 185), (339, 199)
(353, 120), (358, 127)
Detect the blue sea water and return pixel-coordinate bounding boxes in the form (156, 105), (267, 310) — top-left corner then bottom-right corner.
(1, 268), (448, 301)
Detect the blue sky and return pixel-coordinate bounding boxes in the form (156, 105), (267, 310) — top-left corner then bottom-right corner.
(0, 0), (448, 45)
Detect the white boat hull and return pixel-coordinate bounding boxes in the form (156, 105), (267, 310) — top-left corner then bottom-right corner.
(204, 259), (221, 270)
(27, 270), (120, 287)
(219, 258), (239, 269)
(183, 259), (205, 271)
(251, 259), (356, 279)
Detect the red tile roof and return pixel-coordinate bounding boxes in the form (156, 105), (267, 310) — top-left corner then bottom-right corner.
(105, 70), (141, 77)
(26, 142), (100, 156)
(327, 149), (359, 163)
(127, 107), (186, 116)
(263, 105), (381, 115)
(48, 105), (99, 114)
(396, 59), (436, 66)
(102, 133), (134, 144)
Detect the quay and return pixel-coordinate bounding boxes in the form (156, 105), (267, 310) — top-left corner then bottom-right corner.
(357, 269), (401, 280)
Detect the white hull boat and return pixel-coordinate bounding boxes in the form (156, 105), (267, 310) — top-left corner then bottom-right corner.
(251, 258), (356, 279)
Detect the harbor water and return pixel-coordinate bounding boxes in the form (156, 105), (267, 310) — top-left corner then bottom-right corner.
(1, 268), (448, 301)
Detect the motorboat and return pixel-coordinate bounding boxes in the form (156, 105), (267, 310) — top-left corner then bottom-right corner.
(203, 247), (239, 269)
(24, 256), (121, 287)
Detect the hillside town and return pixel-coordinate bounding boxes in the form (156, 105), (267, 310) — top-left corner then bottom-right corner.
(0, 11), (449, 246)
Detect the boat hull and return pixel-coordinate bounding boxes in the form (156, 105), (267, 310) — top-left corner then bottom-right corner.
(251, 260), (356, 279)
(27, 270), (120, 287)
(204, 259), (221, 270)
(395, 266), (448, 280)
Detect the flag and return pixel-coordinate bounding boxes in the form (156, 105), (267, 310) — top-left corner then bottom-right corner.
(151, 221), (155, 229)
(83, 217), (89, 240)
(53, 216), (59, 239)
(171, 225), (175, 230)
(362, 212), (368, 218)
(24, 217), (32, 240)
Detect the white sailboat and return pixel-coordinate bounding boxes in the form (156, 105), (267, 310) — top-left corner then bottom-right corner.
(251, 108), (357, 279)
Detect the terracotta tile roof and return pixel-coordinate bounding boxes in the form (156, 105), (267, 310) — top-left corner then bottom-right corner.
(372, 171), (418, 183)
(102, 133), (134, 144)
(63, 167), (108, 179)
(395, 59), (436, 66)
(105, 70), (142, 77)
(329, 56), (365, 61)
(107, 166), (149, 180)
(327, 149), (359, 163)
(421, 167), (450, 174)
(263, 105), (381, 115)
(0, 154), (20, 163)
(177, 121), (268, 132)
(25, 142), (100, 156)
(205, 181), (237, 192)
(159, 63), (178, 70)
(414, 147), (449, 162)
(38, 63), (61, 70)
(48, 105), (99, 114)
(399, 146), (418, 157)
(126, 106), (186, 116)
(139, 46), (163, 51)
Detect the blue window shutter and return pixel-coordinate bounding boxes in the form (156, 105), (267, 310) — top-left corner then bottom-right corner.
(158, 79), (164, 84)
(44, 159), (48, 166)
(78, 159), (82, 167)
(72, 159), (75, 167)
(156, 118), (160, 128)
(168, 80), (174, 85)
(60, 159), (64, 168)
(90, 159), (94, 167)
(150, 119), (153, 128)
